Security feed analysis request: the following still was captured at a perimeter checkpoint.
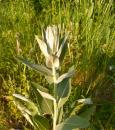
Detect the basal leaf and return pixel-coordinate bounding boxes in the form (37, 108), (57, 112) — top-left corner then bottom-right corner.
(56, 115), (90, 130)
(14, 101), (34, 126)
(13, 94), (29, 102)
(13, 94), (39, 116)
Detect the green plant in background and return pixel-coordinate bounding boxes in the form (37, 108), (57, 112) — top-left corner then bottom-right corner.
(0, 0), (114, 129)
(13, 25), (94, 130)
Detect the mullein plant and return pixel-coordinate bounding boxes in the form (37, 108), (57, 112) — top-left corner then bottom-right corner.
(13, 25), (92, 130)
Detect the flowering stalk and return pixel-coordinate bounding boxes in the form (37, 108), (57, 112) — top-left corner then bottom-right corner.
(13, 25), (91, 130)
(52, 60), (57, 130)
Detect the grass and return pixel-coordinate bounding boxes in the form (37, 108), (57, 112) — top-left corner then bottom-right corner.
(0, 0), (115, 129)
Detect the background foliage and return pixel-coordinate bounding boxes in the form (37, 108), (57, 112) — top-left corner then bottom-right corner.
(0, 0), (115, 129)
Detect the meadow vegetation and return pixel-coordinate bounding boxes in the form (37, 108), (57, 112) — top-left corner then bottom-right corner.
(0, 0), (115, 129)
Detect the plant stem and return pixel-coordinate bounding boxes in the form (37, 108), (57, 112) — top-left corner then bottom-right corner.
(52, 65), (57, 98)
(53, 100), (57, 130)
(52, 65), (57, 130)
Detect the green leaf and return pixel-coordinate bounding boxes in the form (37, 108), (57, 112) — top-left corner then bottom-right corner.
(13, 100), (34, 126)
(37, 89), (55, 102)
(57, 78), (71, 108)
(41, 99), (54, 115)
(30, 83), (44, 114)
(57, 35), (68, 63)
(79, 106), (96, 121)
(13, 94), (29, 102)
(56, 115), (90, 130)
(32, 115), (50, 130)
(13, 93), (51, 130)
(56, 66), (75, 84)
(31, 82), (49, 93)
(16, 56), (52, 76)
(35, 35), (49, 58)
(31, 83), (54, 115)
(13, 94), (39, 116)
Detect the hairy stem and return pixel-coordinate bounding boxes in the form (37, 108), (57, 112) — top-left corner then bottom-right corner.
(52, 64), (57, 98)
(52, 65), (57, 130)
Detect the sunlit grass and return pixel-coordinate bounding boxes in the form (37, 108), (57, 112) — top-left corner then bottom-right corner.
(0, 0), (114, 129)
